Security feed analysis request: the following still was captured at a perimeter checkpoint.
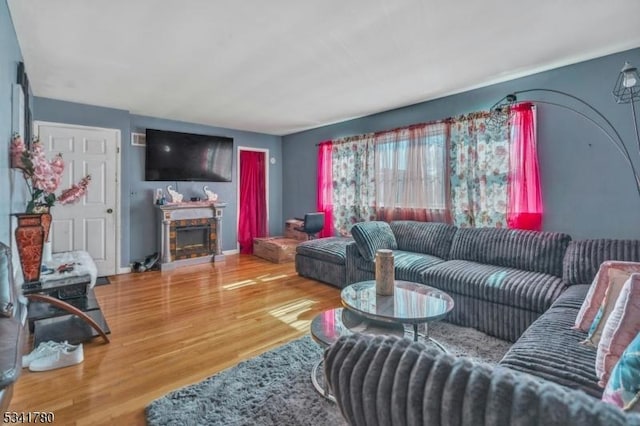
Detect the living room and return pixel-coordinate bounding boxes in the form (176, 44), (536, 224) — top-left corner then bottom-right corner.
(2, 1), (640, 425)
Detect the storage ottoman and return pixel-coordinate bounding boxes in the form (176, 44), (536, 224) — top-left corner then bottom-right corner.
(295, 237), (353, 288)
(253, 237), (299, 263)
(284, 219), (309, 241)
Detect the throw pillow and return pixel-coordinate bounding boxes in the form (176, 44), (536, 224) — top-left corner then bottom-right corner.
(350, 221), (398, 262)
(596, 274), (640, 386)
(602, 331), (640, 412)
(574, 261), (640, 332)
(582, 268), (631, 347)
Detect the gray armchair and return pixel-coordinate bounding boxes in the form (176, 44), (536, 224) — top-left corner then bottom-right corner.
(0, 242), (24, 411)
(324, 334), (640, 426)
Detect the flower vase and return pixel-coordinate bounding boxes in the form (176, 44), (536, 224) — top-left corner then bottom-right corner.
(31, 208), (52, 263)
(13, 213), (46, 284)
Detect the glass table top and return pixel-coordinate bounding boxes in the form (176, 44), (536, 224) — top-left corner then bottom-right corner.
(341, 280), (454, 324)
(310, 307), (404, 347)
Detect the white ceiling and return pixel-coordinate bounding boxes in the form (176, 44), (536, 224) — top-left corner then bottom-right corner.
(8, 0), (640, 136)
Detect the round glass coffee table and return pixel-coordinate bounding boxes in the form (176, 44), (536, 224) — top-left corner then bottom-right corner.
(310, 307), (404, 401)
(341, 280), (454, 350)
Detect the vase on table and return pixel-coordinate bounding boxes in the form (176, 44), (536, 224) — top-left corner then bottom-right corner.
(375, 249), (395, 296)
(13, 213), (47, 284)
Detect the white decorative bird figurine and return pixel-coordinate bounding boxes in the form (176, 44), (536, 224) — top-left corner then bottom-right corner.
(166, 185), (183, 203)
(203, 185), (218, 202)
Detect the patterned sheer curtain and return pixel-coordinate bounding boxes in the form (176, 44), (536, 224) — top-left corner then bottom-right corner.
(332, 135), (376, 235)
(374, 123), (451, 223)
(450, 112), (510, 227)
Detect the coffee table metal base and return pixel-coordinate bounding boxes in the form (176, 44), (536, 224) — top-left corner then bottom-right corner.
(311, 359), (335, 403)
(310, 308), (404, 402)
(410, 323), (448, 353)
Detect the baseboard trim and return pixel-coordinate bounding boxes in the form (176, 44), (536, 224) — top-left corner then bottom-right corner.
(118, 252), (237, 274)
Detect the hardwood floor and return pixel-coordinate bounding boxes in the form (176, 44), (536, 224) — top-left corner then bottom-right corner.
(9, 255), (342, 425)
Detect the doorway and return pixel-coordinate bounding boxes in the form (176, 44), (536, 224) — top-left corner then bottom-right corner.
(237, 147), (269, 254)
(34, 121), (121, 276)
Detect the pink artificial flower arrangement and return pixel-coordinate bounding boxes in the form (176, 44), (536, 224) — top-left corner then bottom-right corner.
(10, 134), (91, 213)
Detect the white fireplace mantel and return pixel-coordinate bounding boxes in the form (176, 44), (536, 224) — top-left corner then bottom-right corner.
(156, 202), (227, 270)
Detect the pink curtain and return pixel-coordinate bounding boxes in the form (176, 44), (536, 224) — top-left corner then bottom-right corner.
(317, 141), (333, 237)
(507, 103), (543, 231)
(238, 151), (267, 254)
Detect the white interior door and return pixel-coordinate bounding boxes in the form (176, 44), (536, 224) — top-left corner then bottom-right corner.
(35, 122), (120, 276)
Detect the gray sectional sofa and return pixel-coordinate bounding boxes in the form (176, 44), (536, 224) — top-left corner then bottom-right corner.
(324, 333), (640, 426)
(297, 220), (575, 341)
(307, 226), (640, 425)
(295, 237), (354, 288)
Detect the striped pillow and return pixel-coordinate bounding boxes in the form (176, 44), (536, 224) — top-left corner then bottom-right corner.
(583, 269), (633, 348)
(596, 274), (640, 386)
(350, 221), (398, 262)
(574, 261), (640, 332)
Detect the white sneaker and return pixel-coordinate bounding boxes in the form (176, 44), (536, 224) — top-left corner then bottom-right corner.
(28, 343), (84, 372)
(22, 341), (67, 368)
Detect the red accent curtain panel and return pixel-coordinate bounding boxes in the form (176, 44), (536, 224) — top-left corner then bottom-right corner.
(507, 103), (543, 230)
(317, 141), (333, 237)
(238, 150), (267, 254)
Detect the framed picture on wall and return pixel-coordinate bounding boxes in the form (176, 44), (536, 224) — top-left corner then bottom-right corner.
(11, 84), (25, 138)
(17, 62), (32, 146)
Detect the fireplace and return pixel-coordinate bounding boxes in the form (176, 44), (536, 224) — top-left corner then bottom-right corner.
(157, 202), (227, 270)
(170, 218), (216, 260)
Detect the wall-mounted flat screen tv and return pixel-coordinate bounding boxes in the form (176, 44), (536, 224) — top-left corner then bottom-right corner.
(145, 129), (234, 182)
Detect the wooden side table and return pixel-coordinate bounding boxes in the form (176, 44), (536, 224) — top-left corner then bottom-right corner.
(23, 251), (110, 346)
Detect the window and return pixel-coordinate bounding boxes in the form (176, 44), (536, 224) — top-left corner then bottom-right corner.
(374, 123), (447, 211)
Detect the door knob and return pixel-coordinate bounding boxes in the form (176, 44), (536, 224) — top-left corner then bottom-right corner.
(107, 208), (113, 214)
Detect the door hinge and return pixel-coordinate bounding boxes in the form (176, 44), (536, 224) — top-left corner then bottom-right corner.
(116, 147), (120, 154)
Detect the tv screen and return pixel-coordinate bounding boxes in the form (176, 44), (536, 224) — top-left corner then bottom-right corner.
(145, 129), (233, 182)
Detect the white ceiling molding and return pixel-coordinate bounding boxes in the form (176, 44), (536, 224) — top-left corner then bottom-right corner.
(8, 0), (640, 135)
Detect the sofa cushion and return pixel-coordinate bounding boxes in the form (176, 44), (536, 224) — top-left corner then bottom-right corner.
(354, 250), (444, 283)
(499, 285), (602, 398)
(351, 221), (398, 261)
(584, 268), (633, 347)
(602, 331), (640, 411)
(563, 239), (640, 285)
(574, 261), (640, 332)
(449, 228), (571, 278)
(389, 221), (457, 259)
(421, 259), (566, 313)
(596, 274), (640, 386)
(295, 237), (353, 265)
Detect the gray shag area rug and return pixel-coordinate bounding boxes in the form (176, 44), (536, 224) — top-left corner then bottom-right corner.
(146, 322), (512, 426)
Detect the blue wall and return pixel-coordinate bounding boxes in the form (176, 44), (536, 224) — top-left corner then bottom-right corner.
(32, 98), (283, 266)
(129, 115), (282, 262)
(282, 48), (640, 240)
(1, 0), (23, 243)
